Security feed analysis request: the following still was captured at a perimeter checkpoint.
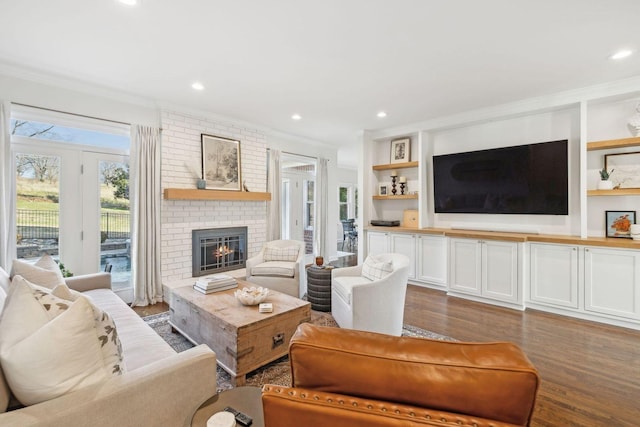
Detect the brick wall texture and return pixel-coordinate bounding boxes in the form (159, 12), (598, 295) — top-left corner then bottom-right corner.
(160, 110), (268, 283)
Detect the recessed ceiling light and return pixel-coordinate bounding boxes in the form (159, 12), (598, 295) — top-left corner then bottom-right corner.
(377, 111), (387, 118)
(118, 0), (138, 5)
(191, 82), (205, 91)
(610, 49), (633, 60)
(291, 114), (302, 120)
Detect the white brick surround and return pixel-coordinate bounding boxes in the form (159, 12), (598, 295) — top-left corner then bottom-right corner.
(160, 110), (268, 284)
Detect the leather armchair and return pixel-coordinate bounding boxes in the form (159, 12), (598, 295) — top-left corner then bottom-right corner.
(262, 324), (539, 427)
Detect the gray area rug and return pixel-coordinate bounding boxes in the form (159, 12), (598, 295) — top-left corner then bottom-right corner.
(143, 310), (455, 392)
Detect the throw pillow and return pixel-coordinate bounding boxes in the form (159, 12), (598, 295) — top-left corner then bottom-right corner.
(51, 283), (124, 376)
(361, 255), (394, 281)
(10, 254), (65, 289)
(0, 277), (123, 406)
(0, 268), (9, 294)
(263, 244), (299, 262)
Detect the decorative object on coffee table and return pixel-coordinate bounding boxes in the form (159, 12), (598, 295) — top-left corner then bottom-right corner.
(306, 265), (333, 312)
(234, 286), (269, 306)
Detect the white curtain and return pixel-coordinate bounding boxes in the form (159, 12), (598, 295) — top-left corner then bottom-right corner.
(130, 125), (162, 306)
(267, 149), (281, 241)
(314, 158), (329, 259)
(0, 101), (16, 270)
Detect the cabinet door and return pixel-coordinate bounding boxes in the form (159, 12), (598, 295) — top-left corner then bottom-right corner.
(584, 246), (640, 320)
(366, 231), (389, 257)
(482, 240), (519, 303)
(417, 235), (447, 286)
(529, 243), (578, 309)
(448, 238), (481, 295)
(390, 233), (416, 279)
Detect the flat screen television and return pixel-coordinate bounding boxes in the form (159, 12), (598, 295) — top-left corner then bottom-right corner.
(432, 140), (568, 215)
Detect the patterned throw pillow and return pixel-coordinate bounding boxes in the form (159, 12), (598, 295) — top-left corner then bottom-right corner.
(361, 255), (394, 281)
(0, 277), (124, 406)
(10, 254), (65, 289)
(263, 245), (299, 262)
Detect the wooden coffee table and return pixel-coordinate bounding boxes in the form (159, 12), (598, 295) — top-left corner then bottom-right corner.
(169, 280), (311, 385)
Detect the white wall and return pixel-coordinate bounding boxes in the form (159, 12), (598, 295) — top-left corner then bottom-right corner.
(430, 108), (581, 235)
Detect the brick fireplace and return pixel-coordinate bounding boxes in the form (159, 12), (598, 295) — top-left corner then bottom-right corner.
(192, 227), (248, 277)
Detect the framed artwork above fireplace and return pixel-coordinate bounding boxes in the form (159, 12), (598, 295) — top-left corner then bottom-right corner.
(201, 134), (242, 191)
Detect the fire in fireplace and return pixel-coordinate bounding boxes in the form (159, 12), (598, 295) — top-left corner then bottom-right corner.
(192, 227), (247, 276)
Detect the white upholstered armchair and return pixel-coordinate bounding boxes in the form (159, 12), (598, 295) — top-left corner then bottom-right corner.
(245, 240), (305, 297)
(331, 253), (410, 336)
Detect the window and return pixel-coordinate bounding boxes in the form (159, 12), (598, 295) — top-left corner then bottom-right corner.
(304, 180), (314, 229)
(338, 184), (356, 220)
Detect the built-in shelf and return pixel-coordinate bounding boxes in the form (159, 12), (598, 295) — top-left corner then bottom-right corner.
(587, 188), (640, 196)
(587, 136), (640, 151)
(372, 194), (418, 200)
(164, 188), (271, 201)
(372, 161), (419, 171)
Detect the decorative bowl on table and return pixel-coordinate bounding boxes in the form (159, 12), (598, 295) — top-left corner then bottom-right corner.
(234, 286), (269, 306)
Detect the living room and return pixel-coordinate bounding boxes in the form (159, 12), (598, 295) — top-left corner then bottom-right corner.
(1, 1), (640, 426)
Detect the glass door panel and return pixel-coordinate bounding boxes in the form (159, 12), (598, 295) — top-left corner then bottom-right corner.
(15, 153), (61, 262)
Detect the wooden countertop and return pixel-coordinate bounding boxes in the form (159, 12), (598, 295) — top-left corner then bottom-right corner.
(364, 226), (640, 249)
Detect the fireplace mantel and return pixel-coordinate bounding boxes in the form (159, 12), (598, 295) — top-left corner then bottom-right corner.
(164, 188), (271, 201)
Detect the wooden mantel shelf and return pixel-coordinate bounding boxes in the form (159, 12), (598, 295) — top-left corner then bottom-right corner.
(164, 188), (271, 201)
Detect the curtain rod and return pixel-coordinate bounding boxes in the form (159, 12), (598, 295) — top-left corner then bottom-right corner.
(267, 148), (330, 161)
(11, 102), (131, 127)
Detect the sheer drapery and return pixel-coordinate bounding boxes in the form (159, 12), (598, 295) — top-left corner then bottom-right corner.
(267, 149), (281, 241)
(130, 125), (162, 306)
(314, 157), (329, 259)
(0, 101), (16, 270)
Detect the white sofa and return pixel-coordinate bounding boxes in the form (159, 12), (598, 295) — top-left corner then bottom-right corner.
(331, 253), (410, 336)
(0, 266), (218, 427)
(245, 240), (305, 297)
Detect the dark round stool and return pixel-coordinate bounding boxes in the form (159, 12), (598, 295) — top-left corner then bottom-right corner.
(306, 266), (333, 312)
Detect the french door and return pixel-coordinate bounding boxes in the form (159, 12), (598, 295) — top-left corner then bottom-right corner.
(13, 139), (131, 300)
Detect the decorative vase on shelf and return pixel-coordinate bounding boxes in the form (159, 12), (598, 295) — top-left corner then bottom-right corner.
(630, 224), (640, 241)
(598, 168), (614, 190)
(598, 180), (614, 190)
(627, 102), (640, 137)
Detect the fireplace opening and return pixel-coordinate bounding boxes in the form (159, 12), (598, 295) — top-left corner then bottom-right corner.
(192, 227), (247, 277)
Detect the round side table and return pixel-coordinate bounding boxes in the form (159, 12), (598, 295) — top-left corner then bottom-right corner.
(192, 386), (264, 427)
(306, 266), (333, 312)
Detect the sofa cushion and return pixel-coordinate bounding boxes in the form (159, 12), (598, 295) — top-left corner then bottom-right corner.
(10, 254), (65, 289)
(82, 288), (176, 370)
(263, 245), (299, 262)
(361, 255), (393, 281)
(251, 261), (296, 278)
(0, 277), (122, 406)
(332, 275), (372, 304)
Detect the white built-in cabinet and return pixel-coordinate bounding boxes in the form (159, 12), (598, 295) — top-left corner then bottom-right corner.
(449, 238), (520, 306)
(529, 243), (579, 309)
(390, 233), (416, 280)
(365, 230), (446, 288)
(416, 234), (447, 286)
(584, 246), (640, 321)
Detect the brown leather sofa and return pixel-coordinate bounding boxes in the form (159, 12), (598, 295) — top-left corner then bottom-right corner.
(262, 324), (539, 427)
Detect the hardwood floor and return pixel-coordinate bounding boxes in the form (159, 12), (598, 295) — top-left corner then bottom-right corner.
(404, 285), (640, 427)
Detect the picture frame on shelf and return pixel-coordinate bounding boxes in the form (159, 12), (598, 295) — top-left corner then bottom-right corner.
(201, 134), (242, 191)
(390, 137), (411, 164)
(604, 151), (640, 189)
(605, 210), (636, 238)
(378, 185), (388, 196)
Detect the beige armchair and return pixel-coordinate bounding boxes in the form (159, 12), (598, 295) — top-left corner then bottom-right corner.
(331, 253), (410, 336)
(245, 240), (305, 297)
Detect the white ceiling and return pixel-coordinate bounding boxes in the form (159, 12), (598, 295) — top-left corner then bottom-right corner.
(1, 0), (639, 168)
